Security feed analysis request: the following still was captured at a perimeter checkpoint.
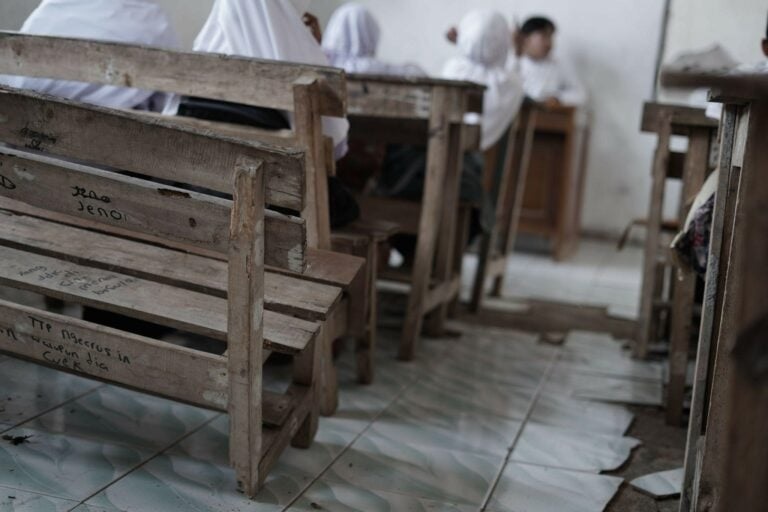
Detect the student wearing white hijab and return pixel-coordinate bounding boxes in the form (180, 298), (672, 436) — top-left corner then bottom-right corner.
(0, 0), (178, 111)
(322, 3), (425, 76)
(173, 0), (349, 158)
(442, 9), (524, 151)
(378, 9), (522, 249)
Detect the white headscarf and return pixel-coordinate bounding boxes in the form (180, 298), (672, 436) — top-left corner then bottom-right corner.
(322, 3), (424, 76)
(0, 0), (178, 110)
(190, 0), (349, 155)
(442, 9), (524, 150)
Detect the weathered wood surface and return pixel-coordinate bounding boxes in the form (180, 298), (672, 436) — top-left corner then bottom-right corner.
(226, 164), (265, 495)
(0, 31), (346, 116)
(0, 245), (317, 354)
(635, 113), (673, 359)
(641, 103), (719, 134)
(0, 211), (341, 321)
(347, 74), (483, 121)
(666, 128), (710, 426)
(400, 87), (454, 360)
(660, 69), (768, 100)
(0, 148), (305, 268)
(0, 88), (306, 211)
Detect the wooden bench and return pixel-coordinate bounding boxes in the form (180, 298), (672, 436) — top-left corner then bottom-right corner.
(634, 103), (719, 427)
(0, 31), (367, 412)
(468, 101), (537, 312)
(659, 69), (768, 511)
(345, 74), (484, 360)
(0, 86), (332, 496)
(516, 104), (590, 260)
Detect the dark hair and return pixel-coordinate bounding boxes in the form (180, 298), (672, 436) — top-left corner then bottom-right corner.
(520, 16), (556, 36)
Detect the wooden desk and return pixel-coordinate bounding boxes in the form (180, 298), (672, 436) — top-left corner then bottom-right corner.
(345, 74), (484, 360)
(659, 69), (768, 512)
(635, 103), (718, 428)
(517, 105), (589, 260)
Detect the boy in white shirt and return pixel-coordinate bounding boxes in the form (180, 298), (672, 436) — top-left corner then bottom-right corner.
(509, 16), (587, 108)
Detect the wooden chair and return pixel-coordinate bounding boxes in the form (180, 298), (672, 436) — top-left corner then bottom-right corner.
(0, 31), (368, 413)
(659, 69), (768, 512)
(345, 74), (485, 360)
(516, 105), (590, 261)
(634, 103), (719, 427)
(0, 87), (325, 496)
(469, 102), (537, 312)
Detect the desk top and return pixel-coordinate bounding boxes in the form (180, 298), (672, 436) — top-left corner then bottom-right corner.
(661, 68), (768, 101)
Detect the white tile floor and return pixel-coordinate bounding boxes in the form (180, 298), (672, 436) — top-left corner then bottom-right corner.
(0, 240), (655, 511)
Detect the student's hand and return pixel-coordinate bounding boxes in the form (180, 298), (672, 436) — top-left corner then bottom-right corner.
(543, 96), (562, 109)
(303, 13), (323, 43)
(446, 26), (458, 44)
(512, 29), (525, 56)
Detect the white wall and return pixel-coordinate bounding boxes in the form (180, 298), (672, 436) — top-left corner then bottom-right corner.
(313, 0), (667, 238)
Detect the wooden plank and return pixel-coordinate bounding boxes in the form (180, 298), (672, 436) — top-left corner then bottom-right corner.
(0, 88), (306, 211)
(666, 128), (710, 426)
(226, 162), (264, 496)
(0, 245), (316, 354)
(359, 197), (422, 235)
(0, 32), (346, 116)
(293, 79), (330, 249)
(0, 297), (229, 409)
(400, 87), (453, 360)
(720, 100), (768, 511)
(425, 119), (466, 335)
(635, 113), (673, 359)
(679, 110), (734, 510)
(660, 69), (768, 100)
(0, 148), (306, 270)
(347, 75), (482, 122)
(0, 211), (340, 321)
(641, 102), (718, 134)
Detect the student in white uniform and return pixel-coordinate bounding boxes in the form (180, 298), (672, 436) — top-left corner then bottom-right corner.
(509, 16), (587, 108)
(0, 0), (179, 111)
(168, 0), (349, 160)
(379, 9), (524, 251)
(322, 3), (425, 76)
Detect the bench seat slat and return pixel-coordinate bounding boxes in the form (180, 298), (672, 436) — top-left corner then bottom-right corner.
(0, 211), (341, 321)
(0, 245), (317, 354)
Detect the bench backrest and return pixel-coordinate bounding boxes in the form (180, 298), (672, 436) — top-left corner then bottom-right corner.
(0, 87), (307, 272)
(0, 31), (348, 250)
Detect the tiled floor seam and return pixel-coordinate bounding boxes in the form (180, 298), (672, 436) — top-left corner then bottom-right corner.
(279, 344), (456, 512)
(478, 349), (562, 512)
(65, 412), (223, 512)
(0, 383), (107, 435)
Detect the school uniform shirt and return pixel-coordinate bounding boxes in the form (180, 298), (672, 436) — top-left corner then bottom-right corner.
(441, 9), (525, 151)
(173, 0), (350, 158)
(322, 3), (425, 76)
(508, 54), (588, 107)
(0, 0), (179, 111)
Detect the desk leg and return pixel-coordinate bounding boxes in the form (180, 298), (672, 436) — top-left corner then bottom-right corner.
(635, 115), (672, 359)
(401, 87), (453, 360)
(426, 122), (465, 335)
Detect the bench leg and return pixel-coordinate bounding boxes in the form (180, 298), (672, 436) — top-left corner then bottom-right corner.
(227, 163), (265, 497)
(317, 327), (338, 417)
(292, 334), (319, 447)
(356, 240), (378, 384)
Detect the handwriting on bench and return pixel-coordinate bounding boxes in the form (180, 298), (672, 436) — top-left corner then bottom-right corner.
(0, 175), (15, 190)
(71, 185), (126, 222)
(1, 315), (132, 375)
(16, 265), (138, 296)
